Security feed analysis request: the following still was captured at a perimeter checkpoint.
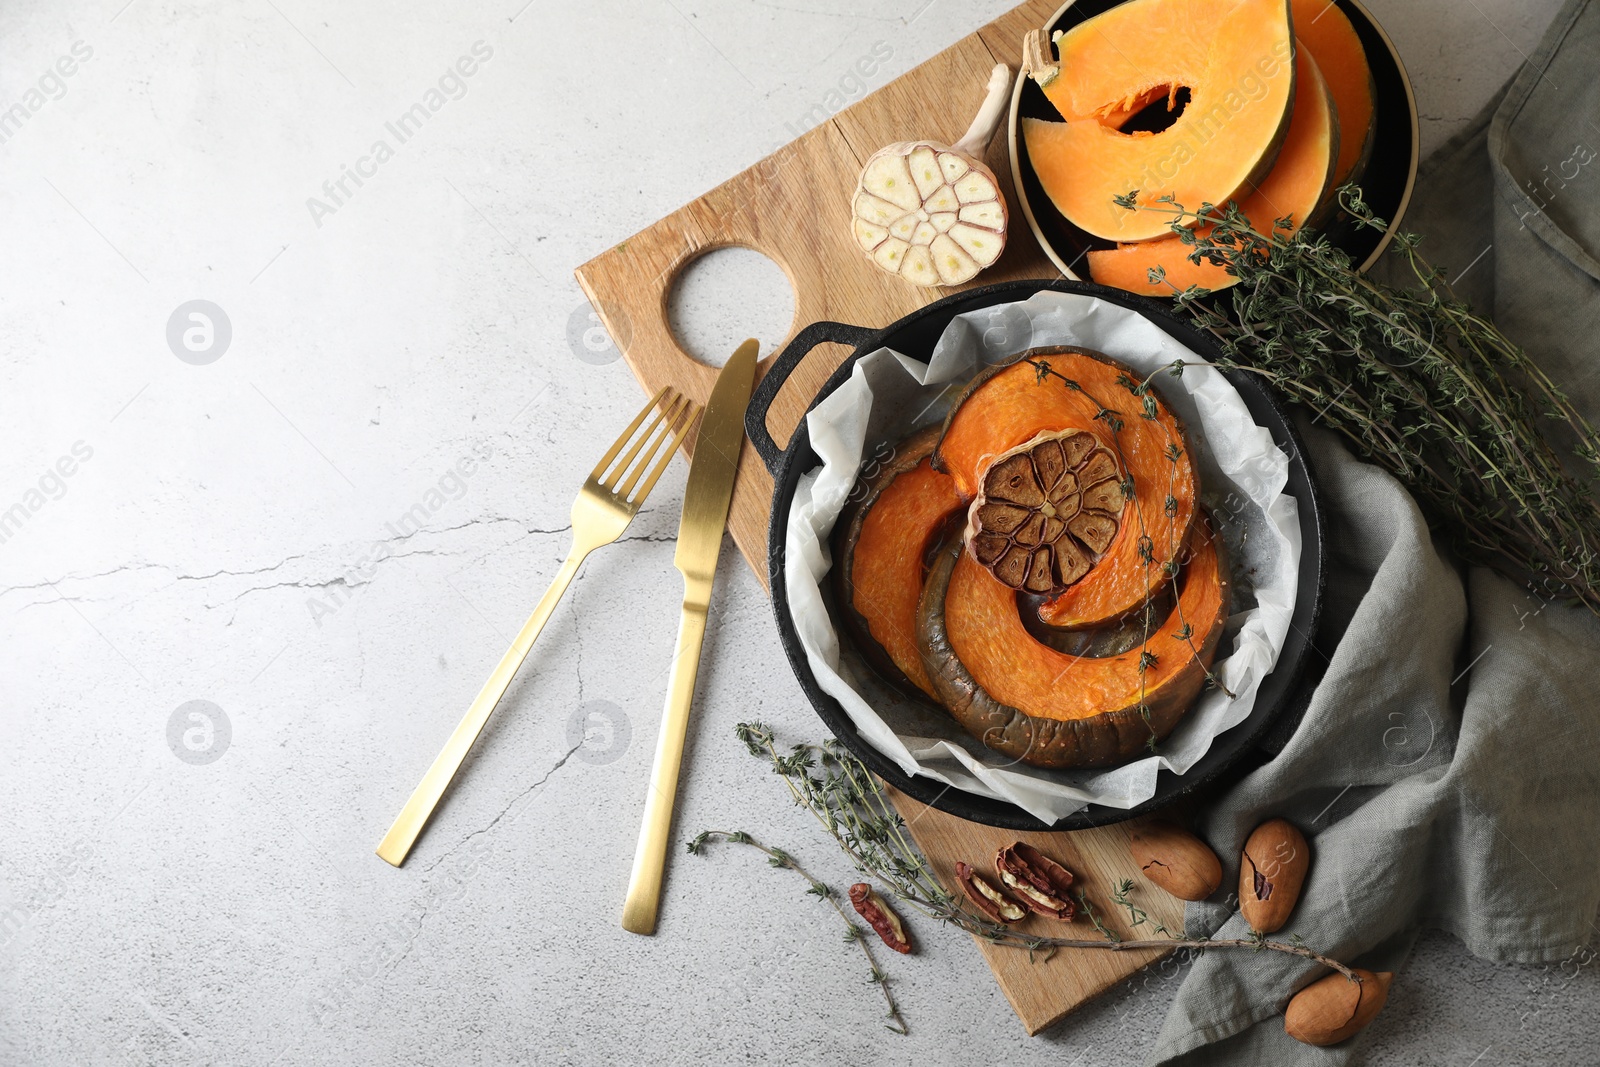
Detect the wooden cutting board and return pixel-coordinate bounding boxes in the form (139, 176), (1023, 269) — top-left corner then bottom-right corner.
(576, 0), (1186, 1035)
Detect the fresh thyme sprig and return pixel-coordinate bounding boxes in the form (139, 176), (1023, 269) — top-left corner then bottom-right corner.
(1112, 877), (1176, 939)
(1022, 357), (1237, 734)
(686, 830), (909, 1035)
(1118, 186), (1600, 615)
(723, 721), (1358, 981)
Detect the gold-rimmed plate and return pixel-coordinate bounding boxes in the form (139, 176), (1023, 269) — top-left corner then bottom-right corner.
(1008, 0), (1420, 284)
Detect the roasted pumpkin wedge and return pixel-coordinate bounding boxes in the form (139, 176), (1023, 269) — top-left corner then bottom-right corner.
(1291, 0), (1375, 193)
(917, 514), (1230, 769)
(833, 427), (965, 698)
(1022, 0), (1296, 242)
(1087, 48), (1339, 296)
(933, 348), (1197, 629)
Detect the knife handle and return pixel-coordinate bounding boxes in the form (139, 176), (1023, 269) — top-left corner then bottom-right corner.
(621, 593), (709, 935)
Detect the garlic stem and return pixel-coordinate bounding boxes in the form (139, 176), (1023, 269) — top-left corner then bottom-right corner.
(952, 63), (1014, 157)
(1022, 30), (1059, 89)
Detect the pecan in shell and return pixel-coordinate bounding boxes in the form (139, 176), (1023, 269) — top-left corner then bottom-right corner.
(1239, 818), (1309, 934)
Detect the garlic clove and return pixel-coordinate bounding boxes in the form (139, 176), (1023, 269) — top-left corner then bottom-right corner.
(911, 220), (938, 246)
(954, 170), (997, 204)
(958, 201), (1004, 229)
(873, 237), (910, 273)
(939, 151), (971, 184)
(930, 234), (979, 285)
(949, 222), (1003, 267)
(908, 145), (944, 200)
(901, 244), (939, 285)
(925, 184), (961, 214)
(855, 191), (903, 228)
(930, 211), (958, 233)
(854, 218), (889, 252)
(862, 153), (921, 211)
(889, 213), (918, 241)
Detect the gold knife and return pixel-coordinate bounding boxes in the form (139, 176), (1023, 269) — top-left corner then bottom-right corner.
(621, 339), (758, 935)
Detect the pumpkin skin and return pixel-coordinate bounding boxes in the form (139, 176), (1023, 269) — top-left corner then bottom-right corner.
(1087, 48), (1339, 296)
(1024, 0), (1296, 242)
(917, 515), (1229, 769)
(833, 426), (965, 699)
(933, 348), (1197, 630)
(1290, 0), (1375, 193)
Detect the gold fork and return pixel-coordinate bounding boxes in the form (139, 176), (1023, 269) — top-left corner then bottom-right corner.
(377, 386), (701, 867)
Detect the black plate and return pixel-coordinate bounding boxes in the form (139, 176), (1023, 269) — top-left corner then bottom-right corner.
(745, 278), (1325, 831)
(1009, 0), (1420, 281)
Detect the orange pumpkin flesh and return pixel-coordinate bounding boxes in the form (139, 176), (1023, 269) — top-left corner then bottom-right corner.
(1291, 0), (1375, 192)
(934, 349), (1197, 630)
(1024, 0), (1296, 242)
(836, 434), (964, 698)
(1087, 48), (1339, 296)
(920, 516), (1228, 768)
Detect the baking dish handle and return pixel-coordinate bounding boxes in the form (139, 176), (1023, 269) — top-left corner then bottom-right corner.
(746, 320), (876, 475)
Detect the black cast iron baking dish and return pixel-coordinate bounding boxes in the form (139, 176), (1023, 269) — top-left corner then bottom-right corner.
(745, 278), (1325, 831)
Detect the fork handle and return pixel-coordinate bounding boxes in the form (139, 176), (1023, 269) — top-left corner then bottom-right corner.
(376, 545), (589, 867)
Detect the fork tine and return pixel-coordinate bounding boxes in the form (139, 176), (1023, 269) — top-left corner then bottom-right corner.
(592, 386), (672, 483)
(616, 395), (693, 499)
(600, 388), (682, 489)
(623, 400), (701, 504)
(608, 393), (689, 492)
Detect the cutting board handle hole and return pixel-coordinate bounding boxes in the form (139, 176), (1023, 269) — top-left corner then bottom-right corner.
(666, 246), (796, 368)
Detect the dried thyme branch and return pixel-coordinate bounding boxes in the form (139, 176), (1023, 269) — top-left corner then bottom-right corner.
(687, 829), (909, 1035)
(1116, 186), (1600, 615)
(731, 722), (1358, 982)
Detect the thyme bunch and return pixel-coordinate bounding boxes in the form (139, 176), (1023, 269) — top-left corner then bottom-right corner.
(1121, 187), (1600, 615)
(710, 722), (1357, 982)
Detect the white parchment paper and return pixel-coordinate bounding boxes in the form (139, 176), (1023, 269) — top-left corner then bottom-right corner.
(783, 290), (1301, 823)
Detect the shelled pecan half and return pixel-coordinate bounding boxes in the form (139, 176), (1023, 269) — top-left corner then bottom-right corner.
(995, 842), (1077, 920)
(848, 883), (912, 954)
(955, 861), (1026, 923)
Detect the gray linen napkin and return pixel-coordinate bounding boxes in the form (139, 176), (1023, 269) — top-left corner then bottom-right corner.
(1147, 1), (1600, 1061)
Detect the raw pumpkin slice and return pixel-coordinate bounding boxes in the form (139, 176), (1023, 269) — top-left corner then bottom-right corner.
(917, 514), (1229, 769)
(1086, 48), (1339, 296)
(933, 348), (1197, 630)
(833, 427), (965, 698)
(1021, 0), (1296, 242)
(1290, 0), (1375, 192)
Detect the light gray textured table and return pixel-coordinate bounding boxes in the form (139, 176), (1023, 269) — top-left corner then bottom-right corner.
(1, 1), (1593, 1063)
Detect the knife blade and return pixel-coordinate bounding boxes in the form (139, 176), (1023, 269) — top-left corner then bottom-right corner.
(621, 338), (758, 935)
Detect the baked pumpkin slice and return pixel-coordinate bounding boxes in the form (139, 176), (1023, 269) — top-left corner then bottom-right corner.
(917, 514), (1230, 769)
(833, 426), (965, 699)
(933, 348), (1197, 629)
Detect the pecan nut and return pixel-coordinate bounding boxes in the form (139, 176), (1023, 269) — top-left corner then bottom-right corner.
(1284, 969), (1393, 1046)
(1129, 821), (1223, 901)
(955, 861), (1026, 924)
(848, 883), (912, 954)
(1239, 817), (1310, 934)
(994, 842), (1077, 920)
